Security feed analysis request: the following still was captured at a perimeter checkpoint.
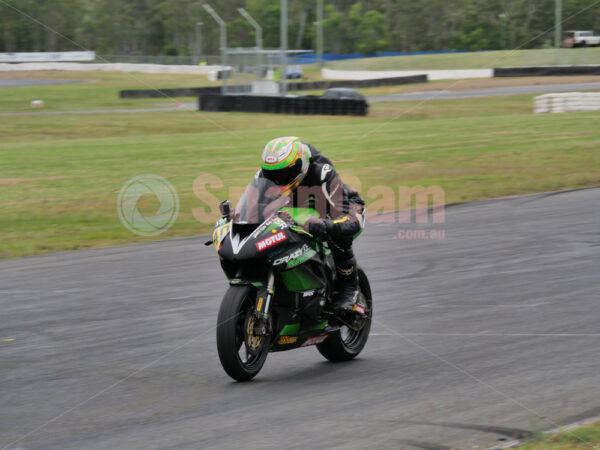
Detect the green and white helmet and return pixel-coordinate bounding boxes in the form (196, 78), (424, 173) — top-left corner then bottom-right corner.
(261, 136), (310, 192)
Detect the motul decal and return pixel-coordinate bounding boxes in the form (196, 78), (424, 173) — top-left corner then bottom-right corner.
(301, 335), (328, 347)
(256, 231), (287, 251)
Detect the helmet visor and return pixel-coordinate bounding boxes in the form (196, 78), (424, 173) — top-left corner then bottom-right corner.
(262, 159), (302, 187)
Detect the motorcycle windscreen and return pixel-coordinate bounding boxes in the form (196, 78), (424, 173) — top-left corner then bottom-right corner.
(233, 177), (290, 224)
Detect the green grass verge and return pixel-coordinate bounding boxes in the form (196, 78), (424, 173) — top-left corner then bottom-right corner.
(0, 71), (219, 112)
(521, 420), (600, 449)
(326, 48), (600, 71)
(1, 92), (599, 259)
(0, 68), (333, 113)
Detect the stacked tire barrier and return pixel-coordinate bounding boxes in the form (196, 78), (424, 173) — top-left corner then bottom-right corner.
(534, 92), (600, 113)
(198, 94), (368, 116)
(494, 66), (600, 77)
(120, 74), (426, 99)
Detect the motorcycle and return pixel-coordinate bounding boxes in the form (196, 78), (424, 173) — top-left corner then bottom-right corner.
(206, 177), (372, 381)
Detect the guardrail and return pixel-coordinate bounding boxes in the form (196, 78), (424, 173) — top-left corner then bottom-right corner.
(198, 94), (368, 116)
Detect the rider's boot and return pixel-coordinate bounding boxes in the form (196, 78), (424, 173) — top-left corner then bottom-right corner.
(332, 257), (364, 316)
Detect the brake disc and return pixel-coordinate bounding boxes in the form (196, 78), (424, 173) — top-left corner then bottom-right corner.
(245, 314), (263, 351)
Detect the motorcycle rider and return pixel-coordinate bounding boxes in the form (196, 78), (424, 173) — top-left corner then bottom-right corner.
(259, 136), (365, 315)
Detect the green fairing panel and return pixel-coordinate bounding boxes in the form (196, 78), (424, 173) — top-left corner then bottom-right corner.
(280, 207), (320, 223)
(280, 323), (300, 336)
(280, 266), (325, 291)
(307, 321), (328, 331)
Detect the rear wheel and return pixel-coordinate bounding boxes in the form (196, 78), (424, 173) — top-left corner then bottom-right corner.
(317, 268), (373, 362)
(216, 286), (269, 381)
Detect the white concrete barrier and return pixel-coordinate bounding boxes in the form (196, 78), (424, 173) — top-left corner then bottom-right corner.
(322, 68), (492, 81)
(0, 51), (95, 63)
(0, 62), (223, 75)
(534, 92), (600, 113)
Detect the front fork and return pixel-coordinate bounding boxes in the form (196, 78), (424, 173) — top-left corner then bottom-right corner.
(253, 270), (274, 336)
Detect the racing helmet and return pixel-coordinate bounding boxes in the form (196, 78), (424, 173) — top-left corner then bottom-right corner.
(261, 136), (310, 193)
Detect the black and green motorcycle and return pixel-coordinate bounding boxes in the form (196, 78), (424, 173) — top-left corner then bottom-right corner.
(207, 177), (372, 381)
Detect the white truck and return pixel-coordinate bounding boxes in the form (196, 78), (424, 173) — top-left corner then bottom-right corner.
(563, 30), (600, 47)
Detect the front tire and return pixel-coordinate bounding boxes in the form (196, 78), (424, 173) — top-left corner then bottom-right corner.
(216, 285), (269, 381)
(317, 268), (373, 362)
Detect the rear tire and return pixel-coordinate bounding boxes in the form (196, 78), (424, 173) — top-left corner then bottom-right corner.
(216, 285), (269, 381)
(317, 268), (373, 362)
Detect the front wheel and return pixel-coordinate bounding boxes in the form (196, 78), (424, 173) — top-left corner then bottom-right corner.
(216, 285), (269, 381)
(317, 268), (373, 362)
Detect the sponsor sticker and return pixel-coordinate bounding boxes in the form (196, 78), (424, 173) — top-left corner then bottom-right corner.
(353, 304), (366, 315)
(273, 244), (311, 266)
(278, 335), (298, 345)
(301, 335), (328, 347)
(321, 164), (332, 181)
(212, 222), (231, 250)
(256, 231), (287, 251)
(251, 216), (279, 239)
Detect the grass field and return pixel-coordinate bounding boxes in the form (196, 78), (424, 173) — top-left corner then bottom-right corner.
(521, 420), (600, 449)
(0, 71), (219, 112)
(0, 68), (331, 113)
(327, 48), (600, 71)
(2, 80), (600, 258)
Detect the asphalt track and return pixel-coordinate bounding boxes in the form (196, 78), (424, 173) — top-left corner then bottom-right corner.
(3, 82), (600, 116)
(1, 188), (599, 449)
(368, 81), (600, 102)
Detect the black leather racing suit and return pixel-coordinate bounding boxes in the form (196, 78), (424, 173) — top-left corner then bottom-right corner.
(290, 144), (365, 291)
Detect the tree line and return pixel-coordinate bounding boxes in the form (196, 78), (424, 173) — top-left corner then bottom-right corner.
(2, 0), (600, 56)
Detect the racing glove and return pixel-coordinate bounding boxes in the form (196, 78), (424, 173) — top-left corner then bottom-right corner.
(304, 217), (331, 237)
